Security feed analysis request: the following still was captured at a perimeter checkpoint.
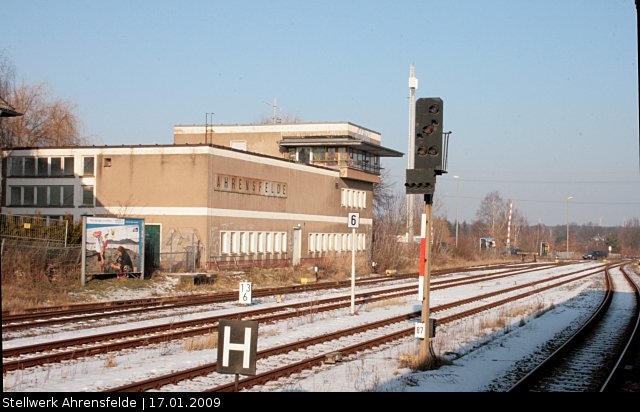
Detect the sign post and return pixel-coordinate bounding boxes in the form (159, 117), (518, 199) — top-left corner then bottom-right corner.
(347, 212), (360, 315)
(239, 281), (252, 305)
(217, 319), (259, 391)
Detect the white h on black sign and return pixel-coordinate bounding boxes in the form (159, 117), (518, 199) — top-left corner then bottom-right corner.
(217, 319), (259, 376)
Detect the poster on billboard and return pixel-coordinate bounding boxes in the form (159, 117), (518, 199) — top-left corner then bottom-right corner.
(81, 217), (145, 284)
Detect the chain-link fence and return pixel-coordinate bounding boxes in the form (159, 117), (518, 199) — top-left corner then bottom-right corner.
(0, 213), (68, 246)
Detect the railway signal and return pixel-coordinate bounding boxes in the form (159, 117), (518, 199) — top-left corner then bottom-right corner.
(405, 98), (446, 195)
(405, 96), (449, 363)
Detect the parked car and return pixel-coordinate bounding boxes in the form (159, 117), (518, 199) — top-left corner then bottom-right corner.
(582, 250), (608, 260)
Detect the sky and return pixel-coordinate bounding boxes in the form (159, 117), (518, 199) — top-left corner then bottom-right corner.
(3, 0), (639, 226)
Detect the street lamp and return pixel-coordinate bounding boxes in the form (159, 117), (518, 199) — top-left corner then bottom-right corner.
(454, 175), (460, 248)
(566, 196), (573, 257)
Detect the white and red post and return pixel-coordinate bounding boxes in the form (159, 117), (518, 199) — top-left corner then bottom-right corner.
(506, 201), (513, 251)
(418, 213), (427, 301)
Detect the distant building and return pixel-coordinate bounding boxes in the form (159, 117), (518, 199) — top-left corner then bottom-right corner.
(1, 122), (402, 269)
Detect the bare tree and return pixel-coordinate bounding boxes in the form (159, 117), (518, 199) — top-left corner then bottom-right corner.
(372, 169), (396, 220)
(0, 51), (15, 100)
(510, 208), (528, 248)
(0, 52), (85, 147)
(476, 191), (508, 241)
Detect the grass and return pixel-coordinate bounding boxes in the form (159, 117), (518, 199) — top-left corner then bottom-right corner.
(184, 332), (218, 351)
(104, 354), (117, 368)
(398, 350), (453, 372)
(1, 248), (81, 313)
(364, 298), (406, 311)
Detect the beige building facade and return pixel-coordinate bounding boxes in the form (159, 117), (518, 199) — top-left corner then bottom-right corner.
(1, 122), (402, 268)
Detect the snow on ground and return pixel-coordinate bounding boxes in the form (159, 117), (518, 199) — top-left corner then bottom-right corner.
(253, 267), (605, 392)
(4, 260), (632, 392)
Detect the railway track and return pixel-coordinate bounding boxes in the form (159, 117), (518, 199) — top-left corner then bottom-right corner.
(104, 263), (611, 391)
(2, 263), (576, 372)
(509, 264), (639, 392)
(2, 262), (552, 332)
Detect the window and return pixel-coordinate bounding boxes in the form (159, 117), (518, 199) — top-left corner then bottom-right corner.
(103, 158), (112, 167)
(82, 185), (94, 206)
(36, 186), (47, 206)
(249, 232), (257, 254)
(258, 232), (265, 253)
(241, 232), (249, 254)
(10, 157), (23, 176)
(309, 234), (316, 253)
(312, 147), (325, 162)
(281, 233), (287, 253)
(230, 232), (238, 254)
(221, 232), (230, 254)
(63, 186), (74, 206)
(50, 158), (62, 176)
(49, 186), (62, 206)
(341, 188), (367, 209)
(24, 157), (36, 176)
(274, 233), (281, 253)
(83, 156), (95, 175)
(63, 157), (74, 176)
(23, 186), (35, 205)
(37, 158), (48, 176)
(10, 186), (21, 205)
(266, 233), (274, 253)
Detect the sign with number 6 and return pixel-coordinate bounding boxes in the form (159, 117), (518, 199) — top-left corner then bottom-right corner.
(347, 212), (360, 229)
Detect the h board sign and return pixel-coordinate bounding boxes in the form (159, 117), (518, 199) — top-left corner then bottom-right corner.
(217, 319), (259, 375)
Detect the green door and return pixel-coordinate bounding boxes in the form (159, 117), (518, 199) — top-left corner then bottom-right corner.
(144, 224), (161, 269)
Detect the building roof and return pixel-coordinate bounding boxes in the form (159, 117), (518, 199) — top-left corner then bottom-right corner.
(174, 122), (383, 144)
(0, 96), (22, 117)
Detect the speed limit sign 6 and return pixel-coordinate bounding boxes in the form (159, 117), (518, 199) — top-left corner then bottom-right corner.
(347, 212), (360, 229)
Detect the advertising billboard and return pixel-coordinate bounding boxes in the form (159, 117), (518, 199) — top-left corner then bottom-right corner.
(81, 217), (145, 284)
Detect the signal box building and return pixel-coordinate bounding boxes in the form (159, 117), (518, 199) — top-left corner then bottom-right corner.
(1, 122), (402, 268)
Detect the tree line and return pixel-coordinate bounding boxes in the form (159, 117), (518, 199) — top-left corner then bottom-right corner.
(372, 173), (640, 271)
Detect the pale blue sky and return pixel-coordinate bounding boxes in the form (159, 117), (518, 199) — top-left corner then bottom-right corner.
(3, 0), (639, 226)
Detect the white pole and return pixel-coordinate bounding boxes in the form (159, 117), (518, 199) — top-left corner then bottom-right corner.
(407, 65), (418, 242)
(351, 227), (356, 315)
(81, 216), (87, 286)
